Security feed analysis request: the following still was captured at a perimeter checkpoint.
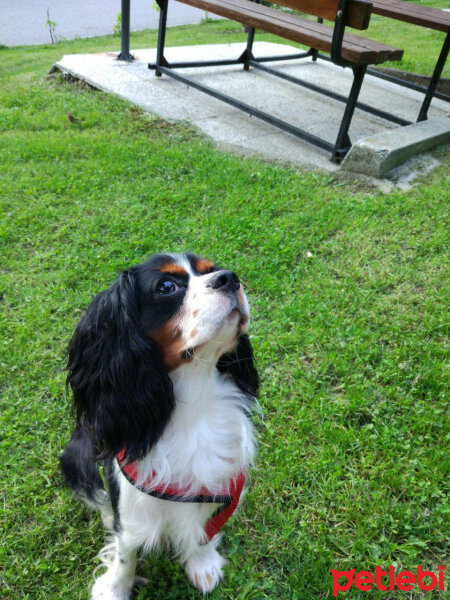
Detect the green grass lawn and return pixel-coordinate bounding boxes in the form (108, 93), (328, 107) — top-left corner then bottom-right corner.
(0, 15), (449, 600)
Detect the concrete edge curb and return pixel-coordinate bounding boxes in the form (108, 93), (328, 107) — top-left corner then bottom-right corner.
(341, 116), (450, 177)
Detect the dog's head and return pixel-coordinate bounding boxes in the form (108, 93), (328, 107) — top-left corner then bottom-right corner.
(66, 253), (258, 462)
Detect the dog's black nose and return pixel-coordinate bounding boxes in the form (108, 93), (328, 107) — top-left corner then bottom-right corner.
(208, 270), (240, 293)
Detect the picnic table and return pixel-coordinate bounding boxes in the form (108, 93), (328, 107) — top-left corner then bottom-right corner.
(117, 0), (449, 159)
(148, 0), (404, 161)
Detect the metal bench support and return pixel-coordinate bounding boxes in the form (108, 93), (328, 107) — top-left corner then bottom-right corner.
(249, 59), (410, 127)
(149, 0), (408, 162)
(118, 0), (134, 62)
(362, 29), (450, 117)
(417, 30), (449, 121)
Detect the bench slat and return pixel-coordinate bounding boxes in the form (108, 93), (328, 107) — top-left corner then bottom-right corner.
(372, 0), (450, 32)
(176, 0), (403, 64)
(278, 0), (372, 30)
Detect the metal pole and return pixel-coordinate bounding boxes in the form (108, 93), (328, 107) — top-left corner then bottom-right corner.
(333, 65), (367, 161)
(243, 0), (260, 71)
(417, 30), (449, 122)
(150, 52), (312, 70)
(250, 59), (410, 126)
(155, 0), (169, 76)
(243, 28), (255, 70)
(117, 0), (134, 61)
(331, 0), (349, 66)
(311, 18), (323, 62)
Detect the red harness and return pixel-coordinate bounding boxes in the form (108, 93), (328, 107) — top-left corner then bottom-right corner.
(117, 449), (246, 543)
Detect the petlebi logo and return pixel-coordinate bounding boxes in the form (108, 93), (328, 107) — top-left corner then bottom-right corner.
(330, 564), (445, 597)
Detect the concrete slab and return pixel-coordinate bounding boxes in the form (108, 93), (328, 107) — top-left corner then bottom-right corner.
(342, 116), (450, 177)
(53, 42), (450, 175)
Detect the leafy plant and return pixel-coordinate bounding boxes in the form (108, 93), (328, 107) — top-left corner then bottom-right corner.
(113, 12), (121, 37)
(45, 8), (57, 44)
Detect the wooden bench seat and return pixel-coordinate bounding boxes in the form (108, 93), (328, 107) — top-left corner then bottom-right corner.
(372, 0), (450, 32)
(181, 0), (403, 65)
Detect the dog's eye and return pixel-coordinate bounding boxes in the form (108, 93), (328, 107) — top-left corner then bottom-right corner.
(156, 279), (179, 295)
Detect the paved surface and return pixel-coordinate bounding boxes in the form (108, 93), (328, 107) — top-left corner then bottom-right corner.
(0, 0), (221, 47)
(54, 42), (450, 174)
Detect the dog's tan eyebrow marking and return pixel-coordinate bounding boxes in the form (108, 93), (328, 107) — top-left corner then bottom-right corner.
(195, 259), (215, 274)
(159, 264), (188, 276)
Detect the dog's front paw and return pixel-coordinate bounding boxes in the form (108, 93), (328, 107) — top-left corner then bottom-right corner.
(185, 551), (226, 594)
(91, 571), (133, 600)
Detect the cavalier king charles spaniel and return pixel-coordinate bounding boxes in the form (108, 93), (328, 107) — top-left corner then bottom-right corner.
(60, 253), (259, 599)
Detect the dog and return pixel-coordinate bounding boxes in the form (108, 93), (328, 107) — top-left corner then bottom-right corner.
(60, 253), (259, 599)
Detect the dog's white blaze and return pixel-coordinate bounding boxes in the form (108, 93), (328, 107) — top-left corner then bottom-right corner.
(172, 259), (250, 355)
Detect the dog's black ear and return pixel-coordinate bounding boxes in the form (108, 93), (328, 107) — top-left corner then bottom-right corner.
(66, 269), (175, 462)
(217, 334), (259, 399)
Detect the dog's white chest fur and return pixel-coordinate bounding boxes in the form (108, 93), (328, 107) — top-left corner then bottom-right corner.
(136, 362), (256, 493)
(115, 361), (255, 559)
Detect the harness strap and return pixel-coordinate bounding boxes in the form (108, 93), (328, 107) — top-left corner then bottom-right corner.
(117, 449), (245, 543)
